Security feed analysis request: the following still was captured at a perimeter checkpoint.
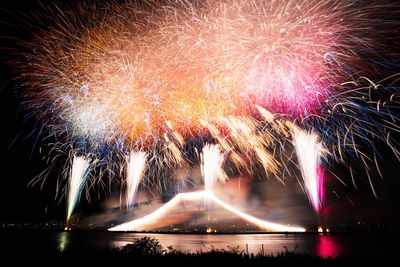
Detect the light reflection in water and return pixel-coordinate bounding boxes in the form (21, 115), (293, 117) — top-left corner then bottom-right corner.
(39, 232), (394, 259)
(58, 232), (70, 251)
(112, 234), (306, 255)
(316, 235), (341, 258)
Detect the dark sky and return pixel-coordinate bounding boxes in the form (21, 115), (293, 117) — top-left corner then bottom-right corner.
(0, 0), (400, 227)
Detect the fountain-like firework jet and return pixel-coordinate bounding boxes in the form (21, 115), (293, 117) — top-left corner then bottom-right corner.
(66, 156), (90, 226)
(201, 144), (227, 193)
(109, 191), (305, 232)
(293, 129), (325, 212)
(125, 151), (147, 208)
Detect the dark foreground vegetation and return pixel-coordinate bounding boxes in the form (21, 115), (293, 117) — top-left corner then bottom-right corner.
(2, 237), (396, 266)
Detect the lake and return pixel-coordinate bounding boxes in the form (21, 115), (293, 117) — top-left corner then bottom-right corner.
(3, 231), (399, 259)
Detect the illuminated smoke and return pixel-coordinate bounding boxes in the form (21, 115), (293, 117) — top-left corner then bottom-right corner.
(109, 191), (305, 232)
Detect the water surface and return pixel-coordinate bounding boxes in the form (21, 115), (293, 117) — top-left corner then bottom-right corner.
(4, 231), (398, 259)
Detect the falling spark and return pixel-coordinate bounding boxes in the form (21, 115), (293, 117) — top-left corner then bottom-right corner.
(222, 116), (280, 178)
(109, 191), (305, 232)
(66, 155), (90, 225)
(125, 151), (147, 208)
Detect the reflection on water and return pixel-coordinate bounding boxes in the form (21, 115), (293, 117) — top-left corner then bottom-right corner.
(58, 232), (69, 252)
(51, 232), (395, 259)
(316, 235), (340, 258)
(111, 233), (340, 257)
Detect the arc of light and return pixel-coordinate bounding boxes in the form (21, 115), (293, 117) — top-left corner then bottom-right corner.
(109, 190), (305, 232)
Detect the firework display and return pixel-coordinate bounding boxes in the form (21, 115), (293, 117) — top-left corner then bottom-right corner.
(16, 0), (400, 230)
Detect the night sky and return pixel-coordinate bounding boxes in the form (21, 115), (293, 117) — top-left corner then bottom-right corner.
(1, 0), (400, 228)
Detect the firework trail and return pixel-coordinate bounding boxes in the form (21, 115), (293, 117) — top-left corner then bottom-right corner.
(292, 128), (325, 212)
(109, 190), (306, 232)
(66, 155), (90, 226)
(12, 0), (400, 225)
(125, 151), (147, 208)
